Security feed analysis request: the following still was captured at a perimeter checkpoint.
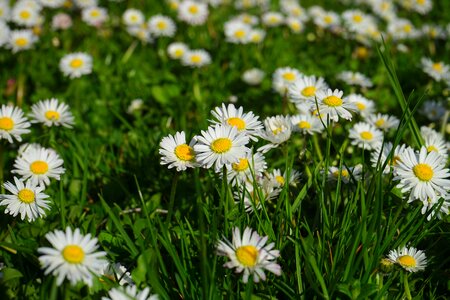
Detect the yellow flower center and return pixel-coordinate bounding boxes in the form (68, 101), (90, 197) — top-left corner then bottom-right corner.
(18, 189), (35, 204)
(234, 29), (246, 38)
(190, 54), (201, 64)
(90, 10), (100, 18)
(427, 145), (438, 153)
(375, 118), (385, 127)
(333, 169), (349, 178)
(174, 144), (195, 161)
(15, 38), (28, 47)
(432, 63), (443, 73)
(403, 24), (412, 33)
(389, 155), (401, 166)
(174, 49), (184, 57)
(70, 58), (83, 68)
(301, 86), (316, 97)
(397, 255), (416, 268)
(45, 110), (60, 121)
(356, 102), (366, 111)
(232, 158), (249, 172)
(130, 15), (138, 22)
(210, 138), (232, 154)
(276, 175), (285, 186)
(242, 16), (252, 24)
(235, 245), (258, 267)
(413, 163), (433, 181)
(298, 121), (311, 129)
(282, 72), (296, 81)
(352, 15), (363, 23)
(268, 16), (279, 24)
(0, 117), (14, 131)
(323, 95), (343, 107)
(360, 131), (373, 141)
(324, 16), (333, 24)
(30, 160), (49, 175)
(156, 21), (167, 30)
(188, 5), (198, 14)
(62, 245), (85, 264)
(227, 117), (246, 131)
(272, 127), (282, 135)
(20, 10), (31, 20)
(417, 0), (425, 4)
(355, 47), (368, 59)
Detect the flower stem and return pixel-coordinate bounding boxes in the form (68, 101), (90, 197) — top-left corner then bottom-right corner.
(403, 273), (412, 300)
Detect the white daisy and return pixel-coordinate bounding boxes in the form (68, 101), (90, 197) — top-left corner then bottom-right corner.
(102, 285), (158, 300)
(177, 0), (209, 26)
(349, 122), (383, 150)
(59, 52), (93, 79)
(148, 15), (176, 37)
(167, 42), (189, 60)
(181, 49), (211, 68)
(11, 3), (40, 27)
(0, 104), (31, 143)
(100, 262), (134, 286)
(288, 75), (328, 104)
(387, 246), (427, 272)
(257, 115), (292, 153)
(421, 100), (446, 122)
(217, 227), (281, 283)
(313, 10), (340, 30)
(314, 89), (355, 123)
(126, 25), (153, 44)
(29, 98), (75, 128)
(234, 13), (259, 26)
(225, 151), (266, 186)
(81, 6), (108, 27)
(267, 168), (300, 188)
(51, 13), (72, 30)
(194, 124), (250, 172)
(327, 165), (362, 184)
(224, 20), (251, 44)
(365, 113), (400, 132)
(8, 29), (37, 53)
(371, 143), (407, 175)
(272, 67), (302, 95)
(419, 193), (450, 221)
(337, 71), (373, 88)
(341, 9), (376, 34)
(0, 21), (10, 47)
(0, 177), (50, 221)
(285, 17), (304, 34)
(127, 99), (144, 114)
(242, 68), (265, 85)
(248, 28), (266, 43)
(387, 18), (420, 41)
(12, 146), (65, 186)
(420, 57), (450, 82)
(73, 0), (98, 9)
(395, 146), (450, 202)
(38, 227), (107, 286)
(0, 1), (10, 21)
(122, 8), (145, 27)
(345, 94), (375, 117)
(407, 0), (433, 15)
(421, 126), (448, 160)
(261, 11), (284, 27)
(210, 103), (263, 141)
(290, 114), (324, 135)
(159, 131), (197, 171)
(39, 0), (65, 8)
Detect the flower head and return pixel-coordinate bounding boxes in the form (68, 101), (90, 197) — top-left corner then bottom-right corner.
(159, 131), (197, 171)
(0, 104), (31, 143)
(29, 98), (75, 128)
(59, 52), (93, 79)
(387, 246), (427, 272)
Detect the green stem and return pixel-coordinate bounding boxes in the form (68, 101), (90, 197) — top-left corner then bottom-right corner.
(403, 273), (412, 300)
(166, 172), (179, 225)
(0, 143), (4, 193)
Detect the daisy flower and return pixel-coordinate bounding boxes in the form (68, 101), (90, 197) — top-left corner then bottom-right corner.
(337, 71), (373, 88)
(371, 143), (407, 175)
(288, 75), (328, 104)
(242, 68), (265, 85)
(0, 177), (50, 221)
(73, 0), (98, 9)
(127, 99), (144, 114)
(421, 100), (446, 122)
(225, 151), (266, 186)
(11, 2), (40, 27)
(12, 145), (65, 186)
(210, 103), (263, 141)
(234, 13), (259, 26)
(261, 11), (284, 27)
(421, 24), (446, 40)
(291, 114), (324, 135)
(345, 94), (375, 117)
(365, 113), (400, 132)
(285, 17), (304, 34)
(224, 20), (251, 44)
(407, 0), (433, 15)
(248, 29), (266, 43)
(181, 49), (211, 68)
(0, 21), (10, 47)
(387, 18), (420, 41)
(349, 122), (383, 150)
(100, 262), (134, 286)
(341, 9), (376, 34)
(39, 0), (65, 9)
(234, 177), (281, 212)
(272, 67), (302, 95)
(59, 52), (93, 79)
(167, 42), (188, 60)
(421, 127), (448, 160)
(81, 6), (108, 27)
(0, 1), (10, 21)
(387, 246), (427, 272)
(194, 124), (250, 172)
(327, 165), (362, 184)
(314, 89), (355, 123)
(29, 98), (75, 128)
(177, 0), (208, 26)
(159, 131), (197, 171)
(38, 227), (107, 286)
(127, 25), (153, 44)
(102, 285), (158, 300)
(8, 29), (37, 53)
(313, 10), (340, 30)
(51, 13), (73, 30)
(0, 104), (31, 143)
(217, 227), (281, 283)
(281, 1), (307, 21)
(420, 57), (450, 82)
(122, 8), (145, 27)
(257, 115), (292, 153)
(267, 168), (300, 188)
(395, 146), (450, 202)
(148, 15), (176, 37)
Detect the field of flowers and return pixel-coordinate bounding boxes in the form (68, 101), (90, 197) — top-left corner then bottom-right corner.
(0, 0), (449, 299)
